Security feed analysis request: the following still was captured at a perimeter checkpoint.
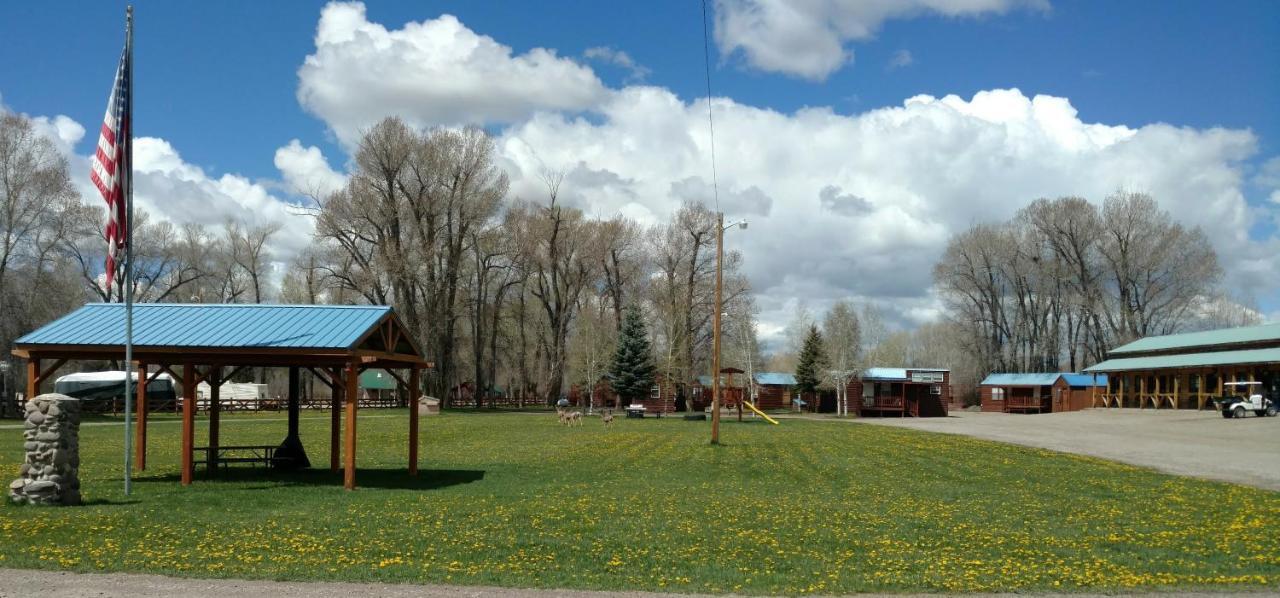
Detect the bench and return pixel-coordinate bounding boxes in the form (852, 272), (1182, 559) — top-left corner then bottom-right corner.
(625, 405), (646, 418)
(194, 445), (286, 471)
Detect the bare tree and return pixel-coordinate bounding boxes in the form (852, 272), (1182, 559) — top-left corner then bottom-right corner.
(822, 300), (861, 416)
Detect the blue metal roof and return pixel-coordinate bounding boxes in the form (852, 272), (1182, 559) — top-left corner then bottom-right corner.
(754, 372), (796, 386)
(16, 303), (392, 350)
(980, 373), (1108, 387)
(980, 373), (1063, 386)
(1062, 373), (1107, 387)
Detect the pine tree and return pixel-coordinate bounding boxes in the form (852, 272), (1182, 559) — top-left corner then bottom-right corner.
(607, 304), (656, 403)
(795, 324), (828, 396)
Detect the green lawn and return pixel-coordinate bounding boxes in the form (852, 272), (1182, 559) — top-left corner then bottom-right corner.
(0, 410), (1277, 594)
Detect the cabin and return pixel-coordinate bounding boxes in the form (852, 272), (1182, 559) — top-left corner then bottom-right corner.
(1084, 322), (1280, 409)
(752, 372), (795, 410)
(978, 373), (1107, 413)
(851, 367), (951, 417)
(570, 374), (677, 415)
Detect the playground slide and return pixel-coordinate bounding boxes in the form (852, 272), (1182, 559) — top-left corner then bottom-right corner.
(741, 400), (780, 425)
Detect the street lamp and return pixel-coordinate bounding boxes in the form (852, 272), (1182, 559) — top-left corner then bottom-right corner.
(711, 215), (747, 445)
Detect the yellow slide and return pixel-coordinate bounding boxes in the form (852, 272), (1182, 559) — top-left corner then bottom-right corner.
(741, 400), (780, 425)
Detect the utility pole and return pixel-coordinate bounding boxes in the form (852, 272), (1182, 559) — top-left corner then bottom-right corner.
(711, 212), (724, 444)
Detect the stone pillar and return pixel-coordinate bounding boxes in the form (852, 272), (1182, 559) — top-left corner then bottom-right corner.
(9, 394), (81, 506)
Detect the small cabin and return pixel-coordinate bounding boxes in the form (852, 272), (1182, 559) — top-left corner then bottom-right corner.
(979, 373), (1107, 413)
(851, 368), (951, 417)
(752, 372), (795, 410)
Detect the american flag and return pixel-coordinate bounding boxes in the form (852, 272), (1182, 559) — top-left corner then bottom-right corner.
(89, 44), (131, 292)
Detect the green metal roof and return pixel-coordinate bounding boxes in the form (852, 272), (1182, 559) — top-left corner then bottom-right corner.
(1084, 347), (1280, 372)
(359, 369), (397, 390)
(1110, 322), (1280, 355)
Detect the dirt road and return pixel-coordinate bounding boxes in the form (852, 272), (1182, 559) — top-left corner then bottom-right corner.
(847, 409), (1280, 490)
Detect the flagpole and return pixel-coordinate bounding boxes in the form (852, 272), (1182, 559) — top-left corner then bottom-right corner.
(122, 5), (135, 496)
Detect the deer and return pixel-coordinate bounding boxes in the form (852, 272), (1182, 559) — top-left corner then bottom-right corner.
(600, 409), (615, 429)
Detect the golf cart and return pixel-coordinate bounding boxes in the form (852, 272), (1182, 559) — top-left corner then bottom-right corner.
(1218, 381), (1277, 419)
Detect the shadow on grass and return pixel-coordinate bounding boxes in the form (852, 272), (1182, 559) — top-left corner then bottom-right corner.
(136, 468), (485, 491)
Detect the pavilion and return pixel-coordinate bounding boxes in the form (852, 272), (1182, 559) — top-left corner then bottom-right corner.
(12, 303), (430, 490)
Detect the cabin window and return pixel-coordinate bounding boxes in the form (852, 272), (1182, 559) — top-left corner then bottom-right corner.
(930, 385), (942, 395)
(650, 385), (660, 399)
(991, 388), (1005, 401)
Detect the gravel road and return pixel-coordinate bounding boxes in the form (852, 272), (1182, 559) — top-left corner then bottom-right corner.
(846, 409), (1280, 490)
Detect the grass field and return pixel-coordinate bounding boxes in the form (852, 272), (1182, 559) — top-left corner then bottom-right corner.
(0, 410), (1277, 594)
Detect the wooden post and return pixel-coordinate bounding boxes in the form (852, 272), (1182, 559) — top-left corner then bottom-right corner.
(208, 367), (221, 474)
(409, 366), (420, 476)
(330, 367), (341, 473)
(25, 358), (39, 402)
(181, 363), (196, 486)
(710, 213), (724, 445)
(1153, 375), (1161, 410)
(1119, 375), (1125, 409)
(344, 360), (358, 490)
(1138, 375), (1146, 409)
(1090, 373), (1098, 408)
(135, 362), (148, 471)
(287, 366), (301, 440)
(1197, 370), (1205, 410)
(1173, 374), (1180, 410)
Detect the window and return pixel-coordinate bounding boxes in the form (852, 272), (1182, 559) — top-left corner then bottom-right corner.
(650, 385), (660, 399)
(991, 388), (1005, 401)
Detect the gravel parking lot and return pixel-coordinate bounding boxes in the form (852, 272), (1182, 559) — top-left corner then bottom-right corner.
(852, 409), (1280, 491)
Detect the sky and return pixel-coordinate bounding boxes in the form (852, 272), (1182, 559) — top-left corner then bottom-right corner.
(2, 0), (1279, 345)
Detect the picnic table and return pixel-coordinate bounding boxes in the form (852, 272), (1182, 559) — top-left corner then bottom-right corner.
(193, 445), (286, 471)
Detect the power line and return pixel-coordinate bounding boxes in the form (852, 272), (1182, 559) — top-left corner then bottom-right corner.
(701, 0), (720, 213)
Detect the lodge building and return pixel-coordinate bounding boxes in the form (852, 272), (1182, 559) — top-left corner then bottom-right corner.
(1083, 322), (1280, 408)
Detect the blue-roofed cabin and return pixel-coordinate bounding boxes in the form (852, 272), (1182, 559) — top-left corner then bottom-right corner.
(978, 373), (1107, 413)
(851, 367), (951, 417)
(752, 372), (796, 410)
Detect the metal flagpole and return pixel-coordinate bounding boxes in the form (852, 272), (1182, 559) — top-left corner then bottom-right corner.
(122, 5), (135, 496)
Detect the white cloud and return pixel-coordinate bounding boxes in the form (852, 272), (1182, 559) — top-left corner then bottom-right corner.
(493, 86), (1274, 343)
(2, 96), (314, 271)
(583, 46), (651, 82)
(130, 138), (314, 256)
(886, 49), (914, 70)
(714, 0), (1048, 80)
(298, 1), (608, 146)
(274, 139), (347, 198)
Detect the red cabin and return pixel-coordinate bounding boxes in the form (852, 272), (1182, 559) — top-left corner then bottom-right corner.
(852, 368), (951, 417)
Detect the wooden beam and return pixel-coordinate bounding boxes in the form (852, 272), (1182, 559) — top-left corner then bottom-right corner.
(344, 360), (359, 490)
(307, 367), (335, 389)
(221, 365), (250, 382)
(181, 362), (196, 486)
(208, 367), (222, 474)
(36, 359), (67, 386)
(409, 366), (420, 476)
(135, 362), (148, 471)
(330, 367), (341, 473)
(25, 358), (38, 402)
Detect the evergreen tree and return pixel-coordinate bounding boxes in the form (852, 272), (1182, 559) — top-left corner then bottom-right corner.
(607, 304), (656, 403)
(794, 324), (828, 395)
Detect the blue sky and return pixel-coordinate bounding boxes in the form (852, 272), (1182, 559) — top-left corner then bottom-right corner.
(2, 0), (1278, 329)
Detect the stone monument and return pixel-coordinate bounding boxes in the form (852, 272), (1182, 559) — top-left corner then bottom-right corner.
(9, 393), (81, 506)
